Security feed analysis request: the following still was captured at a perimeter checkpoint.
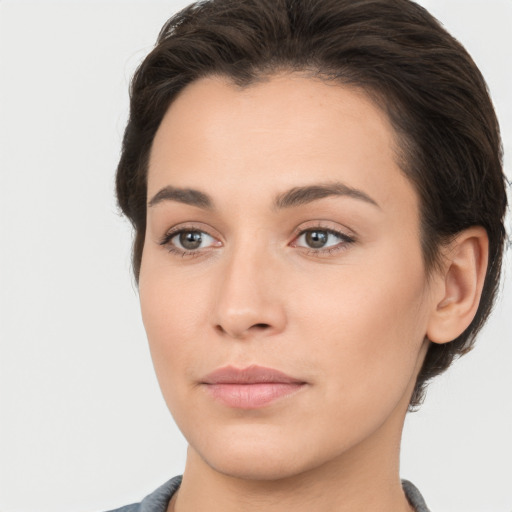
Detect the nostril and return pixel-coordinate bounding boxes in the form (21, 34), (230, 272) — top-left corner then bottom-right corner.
(214, 322), (273, 338)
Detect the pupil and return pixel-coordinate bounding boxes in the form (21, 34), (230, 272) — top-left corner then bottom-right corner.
(306, 230), (328, 248)
(180, 231), (202, 250)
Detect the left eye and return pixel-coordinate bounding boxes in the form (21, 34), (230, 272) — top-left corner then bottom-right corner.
(294, 229), (351, 250)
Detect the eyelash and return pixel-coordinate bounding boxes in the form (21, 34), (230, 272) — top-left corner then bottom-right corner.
(159, 225), (356, 258)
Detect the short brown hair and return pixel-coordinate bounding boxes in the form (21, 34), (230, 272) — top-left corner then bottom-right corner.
(116, 0), (508, 408)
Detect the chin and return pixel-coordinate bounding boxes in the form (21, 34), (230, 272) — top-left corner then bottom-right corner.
(202, 447), (310, 482)
(212, 461), (298, 482)
(187, 423), (353, 483)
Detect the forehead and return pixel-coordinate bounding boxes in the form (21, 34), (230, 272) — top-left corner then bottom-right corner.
(148, 73), (417, 217)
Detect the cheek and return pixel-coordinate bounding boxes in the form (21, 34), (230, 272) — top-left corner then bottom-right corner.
(138, 255), (211, 393)
(293, 248), (430, 404)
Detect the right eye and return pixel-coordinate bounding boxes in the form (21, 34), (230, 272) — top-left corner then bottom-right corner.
(160, 229), (221, 257)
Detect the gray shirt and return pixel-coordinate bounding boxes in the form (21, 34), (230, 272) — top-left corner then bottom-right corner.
(106, 476), (431, 512)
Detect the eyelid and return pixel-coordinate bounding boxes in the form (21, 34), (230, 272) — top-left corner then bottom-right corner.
(291, 220), (356, 241)
(159, 222), (221, 241)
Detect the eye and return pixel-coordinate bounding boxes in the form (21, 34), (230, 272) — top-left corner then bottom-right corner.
(292, 227), (355, 254)
(160, 228), (220, 256)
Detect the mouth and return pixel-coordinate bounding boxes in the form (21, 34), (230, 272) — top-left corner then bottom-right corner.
(201, 365), (307, 409)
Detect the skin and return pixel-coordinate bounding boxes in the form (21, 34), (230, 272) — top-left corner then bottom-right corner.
(138, 74), (485, 512)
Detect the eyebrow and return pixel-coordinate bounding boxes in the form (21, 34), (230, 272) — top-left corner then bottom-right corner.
(273, 182), (380, 210)
(148, 182), (380, 210)
(148, 186), (213, 209)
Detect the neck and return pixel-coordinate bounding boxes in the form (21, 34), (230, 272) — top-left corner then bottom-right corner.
(171, 408), (414, 512)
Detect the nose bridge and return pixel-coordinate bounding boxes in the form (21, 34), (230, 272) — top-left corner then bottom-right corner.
(212, 231), (286, 339)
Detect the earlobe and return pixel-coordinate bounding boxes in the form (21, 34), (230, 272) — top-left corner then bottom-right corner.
(427, 227), (489, 344)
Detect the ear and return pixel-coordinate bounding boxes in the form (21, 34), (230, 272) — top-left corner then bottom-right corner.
(427, 227), (489, 344)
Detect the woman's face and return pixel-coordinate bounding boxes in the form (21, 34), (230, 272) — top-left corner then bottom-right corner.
(140, 74), (435, 480)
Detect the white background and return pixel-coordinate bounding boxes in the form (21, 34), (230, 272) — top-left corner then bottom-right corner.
(0, 1), (511, 511)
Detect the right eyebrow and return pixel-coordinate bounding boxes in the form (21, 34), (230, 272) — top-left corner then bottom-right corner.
(148, 186), (214, 210)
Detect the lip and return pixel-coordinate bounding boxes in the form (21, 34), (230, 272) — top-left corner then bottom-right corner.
(201, 365), (306, 409)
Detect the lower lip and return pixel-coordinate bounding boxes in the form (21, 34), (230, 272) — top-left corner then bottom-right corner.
(204, 383), (305, 409)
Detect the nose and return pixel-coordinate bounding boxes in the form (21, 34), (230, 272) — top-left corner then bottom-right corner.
(212, 242), (287, 340)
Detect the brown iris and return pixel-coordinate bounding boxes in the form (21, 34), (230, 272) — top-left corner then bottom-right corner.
(305, 230), (329, 248)
(179, 231), (203, 250)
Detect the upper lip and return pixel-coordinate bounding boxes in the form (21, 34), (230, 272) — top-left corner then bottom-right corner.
(202, 365), (304, 385)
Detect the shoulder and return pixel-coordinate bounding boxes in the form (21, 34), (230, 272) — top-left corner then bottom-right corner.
(402, 479), (431, 512)
(104, 476), (182, 512)
(104, 476), (427, 512)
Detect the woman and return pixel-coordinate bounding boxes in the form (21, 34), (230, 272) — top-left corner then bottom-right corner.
(111, 0), (507, 510)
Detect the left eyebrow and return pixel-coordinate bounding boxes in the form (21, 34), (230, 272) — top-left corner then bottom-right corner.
(272, 182), (380, 210)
